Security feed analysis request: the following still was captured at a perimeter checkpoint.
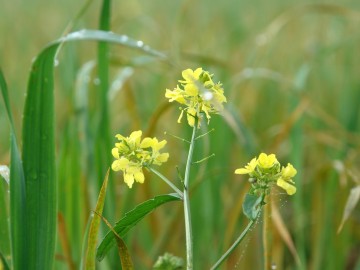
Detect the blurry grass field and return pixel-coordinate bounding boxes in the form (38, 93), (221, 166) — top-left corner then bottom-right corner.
(1, 0), (360, 269)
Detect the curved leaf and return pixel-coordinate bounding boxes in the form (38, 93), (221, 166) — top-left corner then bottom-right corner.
(96, 193), (182, 261)
(20, 29), (167, 269)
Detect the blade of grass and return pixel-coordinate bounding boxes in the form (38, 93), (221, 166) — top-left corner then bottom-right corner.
(84, 169), (110, 270)
(0, 69), (27, 270)
(22, 41), (58, 270)
(93, 212), (134, 270)
(13, 29), (167, 270)
(0, 173), (10, 263)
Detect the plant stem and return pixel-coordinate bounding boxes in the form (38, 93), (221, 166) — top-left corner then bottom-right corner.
(263, 193), (272, 270)
(211, 193), (266, 270)
(147, 166), (184, 199)
(183, 125), (197, 270)
(210, 219), (255, 270)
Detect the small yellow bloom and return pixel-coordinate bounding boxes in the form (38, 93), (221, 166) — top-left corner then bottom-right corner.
(257, 153), (278, 169)
(235, 153), (297, 196)
(111, 130), (169, 188)
(277, 177), (296, 195)
(235, 157), (257, 174)
(165, 68), (227, 127)
(281, 163), (297, 179)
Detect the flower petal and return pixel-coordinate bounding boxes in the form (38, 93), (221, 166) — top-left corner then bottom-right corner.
(277, 177), (296, 195)
(235, 168), (250, 174)
(111, 147), (119, 159)
(124, 173), (134, 188)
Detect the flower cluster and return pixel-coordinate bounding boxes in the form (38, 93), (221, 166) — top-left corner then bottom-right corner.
(111, 130), (169, 188)
(165, 68), (227, 127)
(235, 153), (297, 195)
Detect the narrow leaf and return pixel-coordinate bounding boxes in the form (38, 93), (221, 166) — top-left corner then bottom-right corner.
(0, 172), (10, 262)
(0, 69), (27, 269)
(96, 193), (182, 261)
(19, 29), (167, 269)
(337, 186), (360, 233)
(85, 169), (110, 270)
(94, 212), (134, 269)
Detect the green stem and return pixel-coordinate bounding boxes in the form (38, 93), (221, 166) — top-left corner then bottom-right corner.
(210, 219), (255, 270)
(147, 167), (184, 199)
(263, 194), (272, 270)
(184, 125), (197, 270)
(211, 193), (265, 270)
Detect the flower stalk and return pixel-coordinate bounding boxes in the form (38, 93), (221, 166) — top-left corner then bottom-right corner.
(183, 124), (197, 270)
(211, 193), (266, 270)
(146, 166), (183, 199)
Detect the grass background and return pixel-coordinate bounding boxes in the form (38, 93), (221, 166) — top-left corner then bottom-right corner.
(1, 0), (360, 269)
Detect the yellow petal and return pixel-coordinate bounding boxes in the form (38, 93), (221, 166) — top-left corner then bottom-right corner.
(258, 153), (278, 169)
(187, 107), (197, 127)
(235, 168), (250, 174)
(277, 178), (296, 195)
(134, 170), (145, 183)
(124, 173), (134, 188)
(184, 84), (199, 96)
(129, 130), (142, 142)
(115, 134), (125, 140)
(156, 153), (169, 163)
(177, 109), (185, 124)
(140, 137), (154, 148)
(111, 147), (119, 159)
(282, 163), (297, 179)
(153, 139), (167, 151)
(111, 158), (129, 171)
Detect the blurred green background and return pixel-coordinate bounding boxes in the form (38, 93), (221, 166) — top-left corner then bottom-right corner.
(1, 0), (360, 269)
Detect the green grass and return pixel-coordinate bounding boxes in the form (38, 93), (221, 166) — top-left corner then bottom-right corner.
(1, 1), (360, 269)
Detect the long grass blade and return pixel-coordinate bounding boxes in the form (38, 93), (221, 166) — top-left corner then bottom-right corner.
(0, 69), (27, 270)
(84, 169), (110, 270)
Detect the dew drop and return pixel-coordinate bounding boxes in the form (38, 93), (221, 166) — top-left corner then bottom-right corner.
(93, 78), (101, 85)
(203, 91), (213, 101)
(271, 263), (277, 269)
(120, 35), (128, 42)
(136, 40), (144, 47)
(54, 59), (59, 67)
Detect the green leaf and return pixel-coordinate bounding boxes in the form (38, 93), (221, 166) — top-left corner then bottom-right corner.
(0, 69), (27, 270)
(115, 235), (134, 270)
(0, 172), (10, 264)
(22, 42), (58, 270)
(96, 193), (182, 261)
(84, 169), (110, 270)
(16, 29), (166, 269)
(242, 193), (263, 221)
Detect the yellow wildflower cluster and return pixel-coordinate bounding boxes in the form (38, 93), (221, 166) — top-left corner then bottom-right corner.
(165, 68), (227, 127)
(111, 130), (169, 188)
(235, 153), (297, 195)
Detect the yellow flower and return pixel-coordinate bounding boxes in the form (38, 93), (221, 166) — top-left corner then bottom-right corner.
(276, 163), (297, 195)
(277, 177), (296, 195)
(257, 153), (278, 169)
(281, 163), (297, 179)
(235, 157), (257, 175)
(111, 130), (169, 188)
(165, 68), (227, 127)
(235, 153), (297, 196)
